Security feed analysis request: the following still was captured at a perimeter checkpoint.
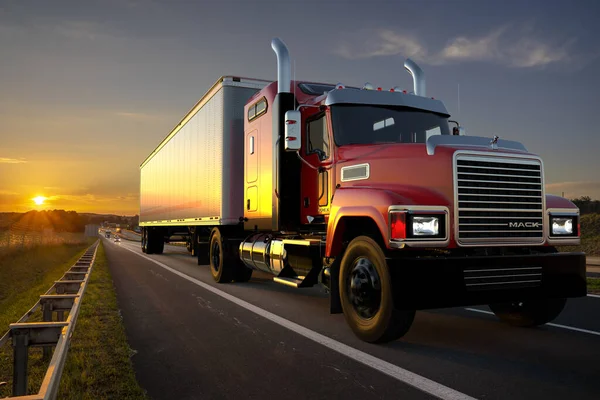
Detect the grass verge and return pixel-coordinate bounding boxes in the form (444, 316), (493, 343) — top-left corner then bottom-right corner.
(57, 242), (146, 399)
(0, 240), (94, 396)
(588, 278), (600, 294)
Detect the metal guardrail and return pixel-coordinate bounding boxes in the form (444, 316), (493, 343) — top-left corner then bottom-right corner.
(0, 240), (100, 399)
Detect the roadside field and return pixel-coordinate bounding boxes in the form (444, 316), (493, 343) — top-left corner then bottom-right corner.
(0, 241), (94, 396)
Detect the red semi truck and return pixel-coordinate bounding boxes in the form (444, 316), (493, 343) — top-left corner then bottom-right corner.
(139, 38), (586, 343)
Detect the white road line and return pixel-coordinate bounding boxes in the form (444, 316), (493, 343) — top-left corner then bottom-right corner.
(464, 308), (600, 337)
(117, 244), (476, 400)
(587, 294), (600, 299)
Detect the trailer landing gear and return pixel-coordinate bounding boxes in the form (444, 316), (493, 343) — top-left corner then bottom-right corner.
(339, 236), (415, 343)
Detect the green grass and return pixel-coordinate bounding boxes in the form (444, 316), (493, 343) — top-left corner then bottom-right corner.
(0, 241), (94, 335)
(0, 240), (94, 397)
(588, 278), (600, 294)
(57, 242), (147, 399)
(580, 235), (600, 256)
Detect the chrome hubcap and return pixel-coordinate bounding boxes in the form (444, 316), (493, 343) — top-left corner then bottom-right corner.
(348, 257), (381, 319)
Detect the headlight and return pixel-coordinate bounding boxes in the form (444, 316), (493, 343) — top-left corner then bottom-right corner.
(411, 216), (439, 236)
(552, 218), (573, 235)
(388, 209), (447, 243)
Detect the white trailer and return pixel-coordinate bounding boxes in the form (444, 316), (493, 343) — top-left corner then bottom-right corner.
(139, 77), (269, 227)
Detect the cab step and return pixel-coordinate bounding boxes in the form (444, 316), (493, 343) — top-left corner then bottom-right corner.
(273, 276), (308, 288)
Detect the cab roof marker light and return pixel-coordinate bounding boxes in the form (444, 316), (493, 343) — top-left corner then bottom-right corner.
(362, 82), (374, 90)
(335, 83), (345, 89)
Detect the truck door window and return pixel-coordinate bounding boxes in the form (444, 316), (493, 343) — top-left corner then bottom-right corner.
(307, 114), (329, 160)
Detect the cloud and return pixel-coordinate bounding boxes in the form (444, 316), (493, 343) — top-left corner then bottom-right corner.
(440, 28), (505, 63)
(336, 29), (426, 60)
(0, 157), (27, 164)
(336, 26), (575, 68)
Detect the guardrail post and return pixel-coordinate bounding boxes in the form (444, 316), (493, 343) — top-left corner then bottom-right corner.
(42, 302), (53, 359)
(12, 329), (29, 396)
(55, 284), (65, 321)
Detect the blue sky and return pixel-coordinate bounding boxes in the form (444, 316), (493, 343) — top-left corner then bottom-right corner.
(0, 0), (598, 213)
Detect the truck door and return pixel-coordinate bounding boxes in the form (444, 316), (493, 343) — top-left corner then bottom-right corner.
(300, 112), (331, 224)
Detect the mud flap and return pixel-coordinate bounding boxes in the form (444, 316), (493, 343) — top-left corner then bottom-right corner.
(329, 258), (343, 314)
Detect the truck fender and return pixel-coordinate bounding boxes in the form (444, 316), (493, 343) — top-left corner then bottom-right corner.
(326, 188), (400, 258)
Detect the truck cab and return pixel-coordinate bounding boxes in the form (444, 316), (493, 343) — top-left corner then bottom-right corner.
(239, 39), (585, 342)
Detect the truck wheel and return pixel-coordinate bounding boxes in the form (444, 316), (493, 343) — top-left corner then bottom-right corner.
(153, 230), (164, 255)
(234, 266), (253, 282)
(154, 236), (164, 254)
(141, 229), (148, 253)
(144, 229), (154, 254)
(142, 228), (165, 254)
(339, 236), (415, 343)
(147, 228), (164, 255)
(209, 228), (234, 283)
(489, 298), (566, 327)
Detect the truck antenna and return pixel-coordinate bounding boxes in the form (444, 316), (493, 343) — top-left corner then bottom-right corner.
(294, 59), (297, 109)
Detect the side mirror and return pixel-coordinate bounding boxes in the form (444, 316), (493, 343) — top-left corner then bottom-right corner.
(284, 110), (301, 151)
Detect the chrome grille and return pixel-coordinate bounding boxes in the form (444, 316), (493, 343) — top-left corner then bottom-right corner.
(455, 154), (544, 245)
(464, 265), (542, 291)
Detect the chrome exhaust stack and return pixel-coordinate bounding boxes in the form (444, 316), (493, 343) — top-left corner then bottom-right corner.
(404, 58), (426, 97)
(271, 38), (291, 94)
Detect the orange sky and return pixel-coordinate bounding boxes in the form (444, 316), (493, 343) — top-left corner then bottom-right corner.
(0, 109), (173, 215)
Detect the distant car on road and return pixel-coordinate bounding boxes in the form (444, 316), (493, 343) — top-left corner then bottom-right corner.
(114, 236), (121, 242)
(105, 232), (110, 238)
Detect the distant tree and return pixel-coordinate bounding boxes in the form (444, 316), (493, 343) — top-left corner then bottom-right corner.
(571, 196), (600, 215)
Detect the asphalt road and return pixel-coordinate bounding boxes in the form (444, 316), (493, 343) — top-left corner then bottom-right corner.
(102, 237), (600, 400)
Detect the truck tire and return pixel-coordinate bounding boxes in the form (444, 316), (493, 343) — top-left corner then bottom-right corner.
(153, 234), (164, 254)
(234, 266), (253, 282)
(339, 236), (415, 343)
(146, 228), (164, 255)
(489, 298), (566, 327)
(209, 228), (234, 283)
(141, 229), (148, 254)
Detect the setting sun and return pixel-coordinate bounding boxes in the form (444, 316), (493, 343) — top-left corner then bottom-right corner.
(33, 196), (47, 205)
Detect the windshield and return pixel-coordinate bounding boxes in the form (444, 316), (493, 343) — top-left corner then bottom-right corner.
(331, 104), (450, 146)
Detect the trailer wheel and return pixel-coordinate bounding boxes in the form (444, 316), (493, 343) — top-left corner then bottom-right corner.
(145, 228), (164, 255)
(209, 228), (234, 283)
(141, 229), (148, 253)
(339, 236), (415, 343)
(153, 234), (164, 254)
(489, 298), (566, 327)
(143, 228), (154, 254)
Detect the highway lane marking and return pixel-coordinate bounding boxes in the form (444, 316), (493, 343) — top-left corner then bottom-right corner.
(117, 243), (476, 400)
(464, 308), (600, 337)
(588, 294), (600, 298)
